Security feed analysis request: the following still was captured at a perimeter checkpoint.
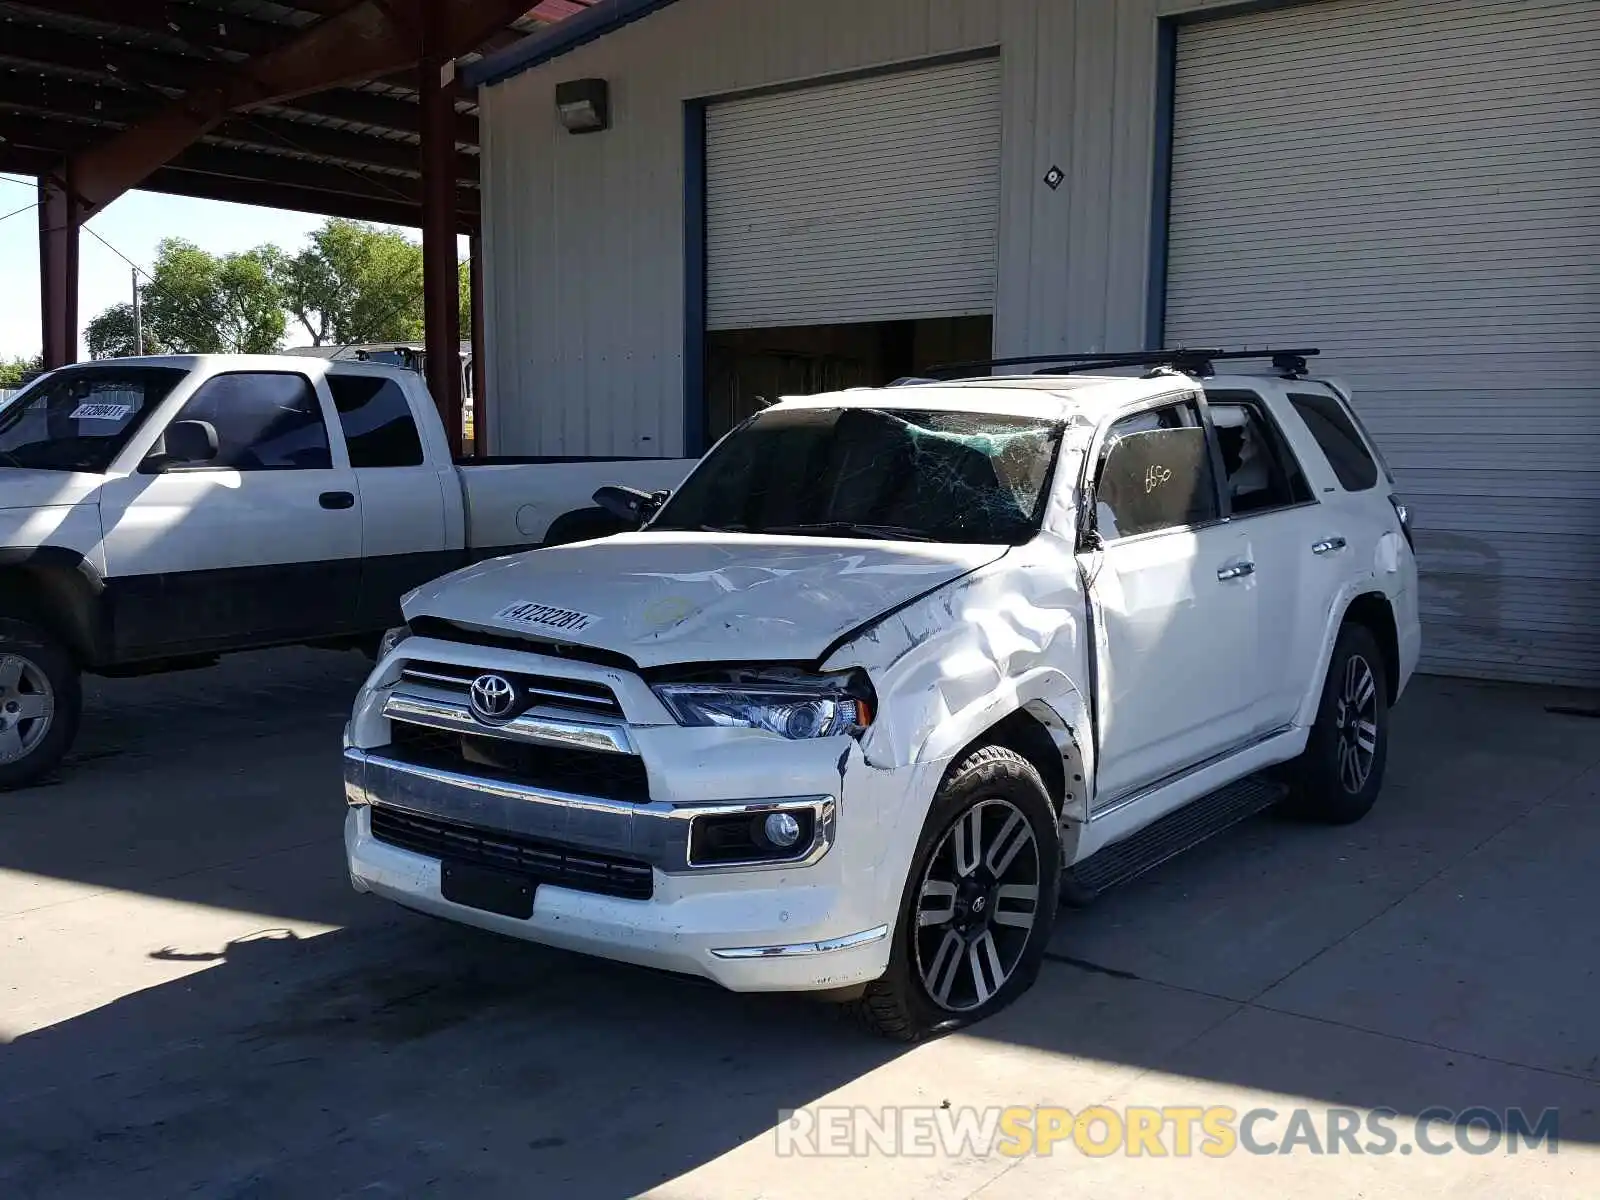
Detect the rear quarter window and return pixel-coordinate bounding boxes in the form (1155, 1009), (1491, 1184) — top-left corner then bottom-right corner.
(1288, 392), (1380, 492)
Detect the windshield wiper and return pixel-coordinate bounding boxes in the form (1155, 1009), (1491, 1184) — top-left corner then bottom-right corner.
(761, 522), (936, 543)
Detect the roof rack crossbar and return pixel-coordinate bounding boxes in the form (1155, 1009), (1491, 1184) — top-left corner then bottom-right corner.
(922, 347), (1320, 381)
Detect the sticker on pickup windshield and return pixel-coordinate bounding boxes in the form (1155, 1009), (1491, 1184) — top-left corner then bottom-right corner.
(70, 402), (135, 421)
(494, 601), (598, 633)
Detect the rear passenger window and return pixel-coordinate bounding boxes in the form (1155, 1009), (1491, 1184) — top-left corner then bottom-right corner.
(329, 374), (424, 468)
(1208, 397), (1314, 516)
(1093, 400), (1219, 541)
(1289, 392), (1380, 491)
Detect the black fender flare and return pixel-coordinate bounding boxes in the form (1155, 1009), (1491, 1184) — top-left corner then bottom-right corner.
(0, 547), (110, 665)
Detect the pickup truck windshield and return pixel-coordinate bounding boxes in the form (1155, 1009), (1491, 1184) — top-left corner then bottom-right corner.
(0, 366), (186, 473)
(653, 406), (1064, 545)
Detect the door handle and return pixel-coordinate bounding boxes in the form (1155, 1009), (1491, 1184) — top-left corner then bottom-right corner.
(1312, 537), (1348, 555)
(319, 491), (356, 511)
(1217, 562), (1256, 582)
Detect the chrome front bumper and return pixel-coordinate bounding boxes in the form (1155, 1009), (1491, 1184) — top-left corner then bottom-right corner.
(342, 748), (835, 875)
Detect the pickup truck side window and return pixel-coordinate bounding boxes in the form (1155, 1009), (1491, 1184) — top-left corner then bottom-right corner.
(1207, 397), (1314, 516)
(1288, 392), (1380, 492)
(1093, 401), (1219, 541)
(166, 372), (332, 471)
(328, 375), (424, 468)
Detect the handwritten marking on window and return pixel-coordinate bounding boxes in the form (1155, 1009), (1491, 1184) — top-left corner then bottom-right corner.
(1144, 465), (1173, 493)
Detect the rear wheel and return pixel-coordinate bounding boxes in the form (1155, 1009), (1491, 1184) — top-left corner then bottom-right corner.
(847, 746), (1060, 1040)
(0, 619), (81, 791)
(1284, 622), (1389, 824)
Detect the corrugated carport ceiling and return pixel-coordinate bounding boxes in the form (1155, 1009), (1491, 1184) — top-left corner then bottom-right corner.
(0, 0), (601, 229)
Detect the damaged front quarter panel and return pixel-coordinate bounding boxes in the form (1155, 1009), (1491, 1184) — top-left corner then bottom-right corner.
(819, 527), (1095, 804)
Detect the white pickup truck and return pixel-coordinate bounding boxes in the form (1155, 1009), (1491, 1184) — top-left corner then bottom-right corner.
(0, 354), (693, 788)
(342, 348), (1422, 1039)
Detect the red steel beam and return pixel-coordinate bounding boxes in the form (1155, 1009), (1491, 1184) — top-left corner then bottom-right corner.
(419, 25), (463, 453)
(38, 175), (81, 369)
(64, 0), (534, 217)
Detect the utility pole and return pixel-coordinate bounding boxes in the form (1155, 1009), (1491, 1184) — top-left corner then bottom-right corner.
(131, 267), (143, 356)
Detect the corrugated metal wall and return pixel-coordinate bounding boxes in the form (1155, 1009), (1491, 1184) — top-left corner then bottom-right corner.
(1164, 0), (1600, 686)
(478, 0), (1168, 457)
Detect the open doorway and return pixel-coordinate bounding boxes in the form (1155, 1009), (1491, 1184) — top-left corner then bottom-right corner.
(704, 315), (992, 443)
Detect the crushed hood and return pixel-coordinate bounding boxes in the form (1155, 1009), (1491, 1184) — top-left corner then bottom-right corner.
(403, 532), (1007, 668)
(0, 470), (106, 511)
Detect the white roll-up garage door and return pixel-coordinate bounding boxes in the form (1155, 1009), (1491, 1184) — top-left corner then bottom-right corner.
(706, 57), (1002, 330)
(1165, 0), (1600, 687)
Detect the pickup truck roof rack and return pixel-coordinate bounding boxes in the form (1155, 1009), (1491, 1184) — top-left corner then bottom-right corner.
(919, 347), (1321, 382)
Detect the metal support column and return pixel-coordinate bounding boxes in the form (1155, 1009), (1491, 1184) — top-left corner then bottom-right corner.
(38, 173), (81, 369)
(419, 14), (463, 456)
(468, 232), (486, 457)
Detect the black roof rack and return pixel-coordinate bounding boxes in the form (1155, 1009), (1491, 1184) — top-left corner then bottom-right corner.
(920, 347), (1320, 382)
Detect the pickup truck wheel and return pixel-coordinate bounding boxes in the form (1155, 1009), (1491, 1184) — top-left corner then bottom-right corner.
(0, 620), (80, 791)
(847, 746), (1060, 1041)
(1285, 623), (1389, 825)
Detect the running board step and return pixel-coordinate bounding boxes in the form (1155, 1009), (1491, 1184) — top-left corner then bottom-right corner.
(1062, 774), (1288, 903)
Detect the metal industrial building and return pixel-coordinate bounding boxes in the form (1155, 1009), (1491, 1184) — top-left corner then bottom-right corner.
(464, 0), (1599, 688)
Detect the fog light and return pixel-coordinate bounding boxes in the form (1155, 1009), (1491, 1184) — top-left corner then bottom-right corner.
(764, 811), (802, 848)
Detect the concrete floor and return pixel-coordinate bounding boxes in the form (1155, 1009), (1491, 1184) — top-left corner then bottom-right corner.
(1, 650), (1598, 1198)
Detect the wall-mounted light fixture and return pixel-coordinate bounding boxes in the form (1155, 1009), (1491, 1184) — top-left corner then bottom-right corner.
(556, 78), (610, 134)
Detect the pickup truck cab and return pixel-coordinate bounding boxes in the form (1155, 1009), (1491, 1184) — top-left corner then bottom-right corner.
(341, 351), (1421, 1039)
(0, 354), (693, 788)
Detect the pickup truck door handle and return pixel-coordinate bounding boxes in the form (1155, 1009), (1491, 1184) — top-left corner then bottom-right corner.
(1217, 562), (1256, 582)
(319, 491), (356, 511)
(1312, 537), (1348, 555)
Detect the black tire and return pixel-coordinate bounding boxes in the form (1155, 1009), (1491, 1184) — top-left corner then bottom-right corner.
(847, 745), (1060, 1041)
(1283, 622), (1389, 825)
(0, 619), (82, 791)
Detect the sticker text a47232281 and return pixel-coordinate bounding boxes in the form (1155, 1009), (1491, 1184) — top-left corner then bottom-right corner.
(493, 601), (599, 633)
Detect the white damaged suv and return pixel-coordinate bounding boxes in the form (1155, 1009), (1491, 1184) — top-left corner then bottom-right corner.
(342, 349), (1420, 1039)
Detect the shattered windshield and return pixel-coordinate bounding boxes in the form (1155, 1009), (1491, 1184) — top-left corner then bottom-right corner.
(0, 366), (187, 473)
(652, 406), (1064, 545)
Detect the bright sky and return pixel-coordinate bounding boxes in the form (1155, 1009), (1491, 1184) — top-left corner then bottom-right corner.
(0, 172), (457, 361)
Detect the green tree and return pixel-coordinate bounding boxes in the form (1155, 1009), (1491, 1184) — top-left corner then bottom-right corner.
(459, 258), (472, 336)
(0, 355), (42, 388)
(84, 239), (284, 358)
(276, 219), (425, 346)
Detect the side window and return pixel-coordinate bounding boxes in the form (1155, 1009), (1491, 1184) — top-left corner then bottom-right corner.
(1289, 391), (1380, 492)
(328, 374), (424, 468)
(167, 372), (332, 471)
(1093, 400), (1220, 541)
(1208, 396), (1314, 516)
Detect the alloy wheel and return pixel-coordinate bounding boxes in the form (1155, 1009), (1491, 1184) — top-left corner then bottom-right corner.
(913, 798), (1041, 1013)
(1333, 654), (1379, 794)
(0, 654), (55, 767)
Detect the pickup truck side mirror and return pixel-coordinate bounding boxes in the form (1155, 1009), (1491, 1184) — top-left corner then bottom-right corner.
(593, 485), (668, 528)
(143, 419), (220, 473)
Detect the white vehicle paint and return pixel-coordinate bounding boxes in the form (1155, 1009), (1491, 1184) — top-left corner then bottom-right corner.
(0, 354), (695, 787)
(343, 355), (1421, 1038)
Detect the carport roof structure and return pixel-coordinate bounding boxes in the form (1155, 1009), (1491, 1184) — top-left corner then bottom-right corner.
(7, 0), (603, 443)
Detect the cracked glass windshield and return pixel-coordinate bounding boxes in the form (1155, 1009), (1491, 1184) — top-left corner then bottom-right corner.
(652, 405), (1064, 545)
(0, 366), (187, 473)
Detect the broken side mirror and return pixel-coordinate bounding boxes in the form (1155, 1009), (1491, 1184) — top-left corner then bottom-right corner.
(593, 485), (669, 528)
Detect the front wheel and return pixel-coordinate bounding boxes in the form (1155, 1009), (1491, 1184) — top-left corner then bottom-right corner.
(1284, 622), (1389, 824)
(847, 746), (1060, 1041)
(0, 619), (82, 791)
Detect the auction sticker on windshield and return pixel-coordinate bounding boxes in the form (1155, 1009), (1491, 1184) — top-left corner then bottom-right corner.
(494, 602), (598, 633)
(69, 402), (136, 421)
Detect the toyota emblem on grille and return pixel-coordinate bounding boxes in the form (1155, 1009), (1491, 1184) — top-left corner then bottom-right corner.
(469, 674), (518, 723)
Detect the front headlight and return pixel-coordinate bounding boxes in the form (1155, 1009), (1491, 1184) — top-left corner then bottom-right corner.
(652, 672), (874, 739)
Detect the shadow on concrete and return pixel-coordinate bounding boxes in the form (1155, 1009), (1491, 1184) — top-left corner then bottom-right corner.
(2, 660), (1599, 1196)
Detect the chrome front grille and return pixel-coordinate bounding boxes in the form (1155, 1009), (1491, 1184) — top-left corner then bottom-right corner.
(397, 660), (622, 718)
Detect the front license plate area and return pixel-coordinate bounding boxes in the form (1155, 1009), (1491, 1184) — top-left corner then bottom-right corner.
(441, 861), (537, 920)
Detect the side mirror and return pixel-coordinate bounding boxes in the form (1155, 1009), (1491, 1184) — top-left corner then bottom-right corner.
(144, 419), (220, 473)
(593, 485), (668, 528)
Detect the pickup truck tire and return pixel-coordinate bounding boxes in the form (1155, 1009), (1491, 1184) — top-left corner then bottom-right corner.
(1284, 622), (1389, 825)
(0, 619), (81, 792)
(847, 746), (1060, 1041)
